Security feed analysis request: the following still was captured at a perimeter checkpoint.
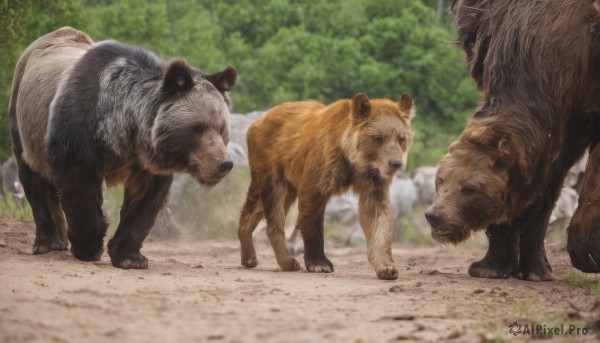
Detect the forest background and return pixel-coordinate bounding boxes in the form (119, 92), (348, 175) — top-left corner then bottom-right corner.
(0, 0), (478, 168)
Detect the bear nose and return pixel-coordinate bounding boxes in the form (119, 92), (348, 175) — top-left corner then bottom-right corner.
(424, 208), (442, 228)
(218, 160), (234, 173)
(388, 158), (403, 169)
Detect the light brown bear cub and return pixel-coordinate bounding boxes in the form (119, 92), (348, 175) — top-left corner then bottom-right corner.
(238, 93), (414, 280)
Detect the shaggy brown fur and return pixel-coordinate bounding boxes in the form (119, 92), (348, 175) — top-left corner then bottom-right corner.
(426, 0), (600, 281)
(238, 93), (414, 280)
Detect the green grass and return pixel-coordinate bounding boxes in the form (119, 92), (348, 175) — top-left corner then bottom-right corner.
(0, 192), (33, 220)
(513, 299), (535, 318)
(564, 272), (600, 296)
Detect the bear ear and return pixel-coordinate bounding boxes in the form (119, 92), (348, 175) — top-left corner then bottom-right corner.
(204, 65), (237, 92)
(494, 137), (513, 169)
(399, 93), (413, 113)
(352, 92), (371, 120)
(163, 60), (195, 93)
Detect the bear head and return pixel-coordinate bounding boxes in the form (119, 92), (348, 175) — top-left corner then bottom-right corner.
(425, 117), (531, 244)
(345, 92), (414, 181)
(143, 60), (238, 186)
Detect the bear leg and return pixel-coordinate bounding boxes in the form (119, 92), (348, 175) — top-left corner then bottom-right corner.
(567, 141), (600, 273)
(16, 160), (67, 255)
(297, 193), (333, 273)
(263, 181), (301, 272)
(358, 187), (398, 280)
(514, 202), (555, 281)
(468, 224), (518, 279)
(238, 179), (265, 268)
(107, 171), (172, 269)
(58, 172), (107, 261)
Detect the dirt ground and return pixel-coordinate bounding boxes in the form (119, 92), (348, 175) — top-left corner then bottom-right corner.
(1, 220), (599, 343)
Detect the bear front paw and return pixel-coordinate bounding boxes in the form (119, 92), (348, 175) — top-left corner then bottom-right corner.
(111, 252), (149, 269)
(468, 260), (513, 279)
(375, 265), (399, 280)
(277, 257), (302, 271)
(242, 257), (258, 268)
(514, 259), (554, 282)
(305, 257), (334, 273)
(33, 238), (68, 255)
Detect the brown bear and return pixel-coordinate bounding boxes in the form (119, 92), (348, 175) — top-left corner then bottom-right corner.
(10, 27), (237, 268)
(425, 0), (600, 281)
(238, 93), (414, 280)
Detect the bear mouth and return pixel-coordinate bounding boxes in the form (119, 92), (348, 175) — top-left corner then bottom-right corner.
(194, 175), (225, 187)
(430, 227), (470, 245)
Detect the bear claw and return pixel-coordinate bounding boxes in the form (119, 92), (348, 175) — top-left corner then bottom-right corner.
(111, 253), (148, 269)
(33, 239), (67, 255)
(242, 257), (258, 268)
(376, 265), (399, 280)
(306, 263), (333, 273)
(468, 261), (512, 279)
(279, 257), (301, 271)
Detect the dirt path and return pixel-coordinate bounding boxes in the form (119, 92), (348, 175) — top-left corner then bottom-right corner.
(0, 220), (598, 343)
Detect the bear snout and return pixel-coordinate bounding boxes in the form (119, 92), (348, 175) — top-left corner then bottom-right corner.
(218, 159), (234, 173)
(388, 158), (403, 170)
(425, 207), (442, 228)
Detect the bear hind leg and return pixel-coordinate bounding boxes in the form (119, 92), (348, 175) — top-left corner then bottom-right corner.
(238, 181), (265, 268)
(17, 159), (67, 255)
(468, 223), (518, 279)
(263, 182), (301, 271)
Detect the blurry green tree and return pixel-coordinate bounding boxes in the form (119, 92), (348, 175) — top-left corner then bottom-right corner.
(0, 0), (478, 167)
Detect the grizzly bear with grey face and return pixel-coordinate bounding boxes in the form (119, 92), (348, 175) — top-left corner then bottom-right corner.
(10, 27), (237, 269)
(426, 0), (600, 281)
(238, 93), (414, 280)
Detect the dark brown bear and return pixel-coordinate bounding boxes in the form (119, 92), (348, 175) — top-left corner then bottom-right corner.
(425, 0), (600, 281)
(10, 27), (237, 269)
(238, 93), (414, 280)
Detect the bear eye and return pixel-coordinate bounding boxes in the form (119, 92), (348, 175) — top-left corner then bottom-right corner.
(437, 178), (444, 187)
(461, 186), (476, 195)
(398, 137), (406, 145)
(372, 136), (383, 144)
(194, 124), (207, 133)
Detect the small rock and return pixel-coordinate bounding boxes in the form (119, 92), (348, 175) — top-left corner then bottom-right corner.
(446, 330), (462, 339)
(415, 282), (424, 287)
(193, 264), (204, 269)
(389, 285), (404, 293)
(473, 289), (485, 294)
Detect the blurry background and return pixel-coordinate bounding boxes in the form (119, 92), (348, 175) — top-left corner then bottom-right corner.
(1, 0), (578, 246)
